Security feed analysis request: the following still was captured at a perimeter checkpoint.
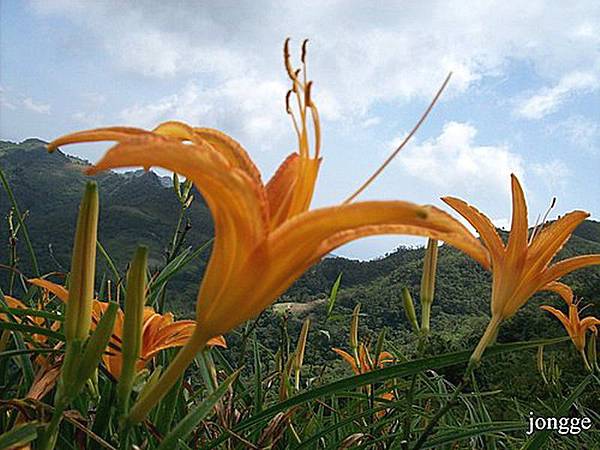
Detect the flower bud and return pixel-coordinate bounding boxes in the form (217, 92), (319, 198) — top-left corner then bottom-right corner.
(350, 304), (361, 351)
(294, 318), (310, 389)
(401, 287), (420, 333)
(118, 245), (148, 413)
(419, 239), (438, 334)
(65, 182), (99, 342)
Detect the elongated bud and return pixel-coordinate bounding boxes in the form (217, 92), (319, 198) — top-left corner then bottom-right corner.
(374, 328), (387, 366)
(537, 345), (548, 384)
(350, 304), (361, 350)
(401, 287), (420, 334)
(419, 239), (438, 334)
(118, 246), (148, 413)
(294, 318), (310, 371)
(420, 239), (438, 305)
(585, 332), (596, 373)
(294, 318), (310, 390)
(66, 182), (99, 342)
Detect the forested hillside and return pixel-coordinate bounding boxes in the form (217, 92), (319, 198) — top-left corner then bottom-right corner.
(1, 139), (600, 374)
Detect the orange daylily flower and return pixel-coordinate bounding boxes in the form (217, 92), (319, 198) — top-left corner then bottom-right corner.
(540, 283), (600, 368)
(443, 174), (600, 364)
(333, 344), (396, 417)
(333, 344), (395, 375)
(0, 295), (59, 348)
(28, 278), (225, 379)
(47, 40), (487, 421)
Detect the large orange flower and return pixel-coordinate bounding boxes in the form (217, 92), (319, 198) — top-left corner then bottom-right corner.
(443, 175), (600, 364)
(27, 278), (225, 379)
(47, 40), (487, 421)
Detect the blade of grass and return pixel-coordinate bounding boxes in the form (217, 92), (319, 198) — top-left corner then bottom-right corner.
(521, 374), (593, 450)
(326, 273), (343, 320)
(156, 370), (239, 450)
(205, 336), (568, 448)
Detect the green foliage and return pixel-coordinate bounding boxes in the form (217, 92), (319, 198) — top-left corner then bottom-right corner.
(1, 139), (599, 448)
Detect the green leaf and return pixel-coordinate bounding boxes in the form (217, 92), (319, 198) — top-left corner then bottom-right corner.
(77, 302), (119, 388)
(253, 337), (263, 413)
(205, 336), (568, 449)
(0, 322), (64, 341)
(0, 305), (64, 322)
(419, 421), (523, 449)
(326, 272), (343, 320)
(0, 422), (39, 449)
(521, 374), (593, 450)
(156, 370), (240, 450)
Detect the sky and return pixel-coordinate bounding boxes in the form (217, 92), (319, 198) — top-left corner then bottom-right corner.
(1, 0), (599, 259)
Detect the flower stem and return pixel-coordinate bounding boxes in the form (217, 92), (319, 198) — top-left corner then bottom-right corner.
(127, 329), (207, 424)
(469, 315), (502, 367)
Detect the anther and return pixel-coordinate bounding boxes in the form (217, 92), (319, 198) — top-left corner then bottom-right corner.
(301, 39), (309, 63)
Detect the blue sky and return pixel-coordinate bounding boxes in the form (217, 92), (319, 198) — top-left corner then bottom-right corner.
(1, 1), (599, 259)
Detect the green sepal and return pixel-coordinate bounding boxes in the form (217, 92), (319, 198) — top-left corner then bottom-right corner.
(76, 301), (118, 392)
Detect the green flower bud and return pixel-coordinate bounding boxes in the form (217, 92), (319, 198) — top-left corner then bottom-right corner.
(65, 182), (99, 342)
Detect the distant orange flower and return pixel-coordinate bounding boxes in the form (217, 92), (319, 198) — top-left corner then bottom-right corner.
(541, 282), (600, 360)
(333, 344), (395, 375)
(28, 278), (225, 379)
(333, 343), (396, 416)
(0, 294), (60, 350)
(443, 174), (600, 364)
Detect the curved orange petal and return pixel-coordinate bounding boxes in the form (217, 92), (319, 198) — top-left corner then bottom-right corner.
(207, 335), (227, 348)
(505, 174), (528, 268)
(266, 153), (300, 227)
(195, 201), (487, 340)
(527, 210), (589, 272)
(541, 255), (600, 287)
(193, 127), (263, 187)
(540, 281), (574, 305)
(28, 278), (69, 303)
(580, 316), (600, 332)
(441, 196), (501, 268)
(332, 348), (359, 375)
(540, 305), (571, 333)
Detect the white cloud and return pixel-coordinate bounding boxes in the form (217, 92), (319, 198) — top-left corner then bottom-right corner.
(81, 92), (106, 106)
(119, 78), (289, 148)
(554, 115), (599, 153)
(397, 121), (524, 197)
(532, 159), (570, 190)
(515, 71), (599, 119)
(30, 0), (600, 123)
(73, 111), (105, 126)
(23, 97), (50, 114)
(0, 87), (16, 110)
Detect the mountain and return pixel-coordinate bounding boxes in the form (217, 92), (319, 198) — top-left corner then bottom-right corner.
(1, 139), (600, 364)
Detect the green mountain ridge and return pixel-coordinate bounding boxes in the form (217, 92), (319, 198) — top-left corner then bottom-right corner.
(1, 139), (599, 361)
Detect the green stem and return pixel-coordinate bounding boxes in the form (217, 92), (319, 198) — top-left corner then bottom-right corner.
(0, 168), (40, 276)
(420, 302), (431, 337)
(39, 397), (67, 450)
(128, 329), (207, 424)
(470, 315), (502, 366)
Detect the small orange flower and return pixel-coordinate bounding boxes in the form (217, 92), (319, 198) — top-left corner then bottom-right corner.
(333, 344), (395, 375)
(443, 174), (600, 364)
(541, 283), (600, 355)
(28, 278), (225, 379)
